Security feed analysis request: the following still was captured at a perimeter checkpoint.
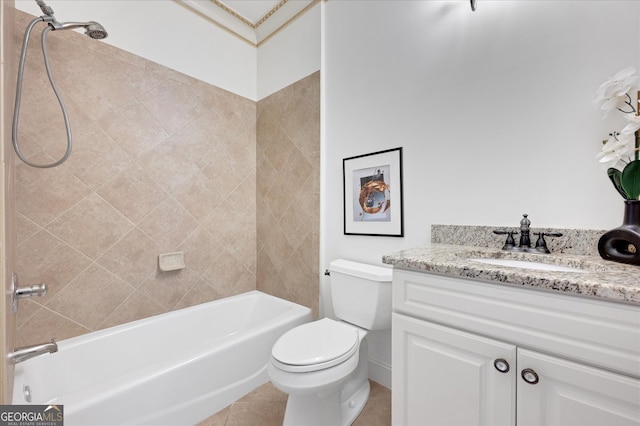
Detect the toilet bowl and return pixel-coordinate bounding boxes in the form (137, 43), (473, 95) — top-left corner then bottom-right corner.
(268, 259), (392, 426)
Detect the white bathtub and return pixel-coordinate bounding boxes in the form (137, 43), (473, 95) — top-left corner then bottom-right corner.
(12, 291), (312, 425)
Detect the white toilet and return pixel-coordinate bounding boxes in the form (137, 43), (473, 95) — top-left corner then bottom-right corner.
(268, 259), (392, 426)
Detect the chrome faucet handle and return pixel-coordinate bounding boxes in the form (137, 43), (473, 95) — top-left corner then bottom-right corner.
(15, 283), (47, 299)
(11, 273), (48, 314)
(533, 232), (563, 254)
(493, 229), (518, 250)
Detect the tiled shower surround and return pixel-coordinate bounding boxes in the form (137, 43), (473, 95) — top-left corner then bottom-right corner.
(13, 10), (320, 347)
(256, 75), (320, 318)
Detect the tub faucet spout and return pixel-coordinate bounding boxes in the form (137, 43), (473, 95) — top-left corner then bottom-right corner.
(8, 339), (57, 364)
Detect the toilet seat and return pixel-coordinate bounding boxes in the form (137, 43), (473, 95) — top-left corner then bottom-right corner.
(272, 318), (359, 373)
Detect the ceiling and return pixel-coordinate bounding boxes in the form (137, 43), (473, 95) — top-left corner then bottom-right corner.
(175, 0), (318, 46)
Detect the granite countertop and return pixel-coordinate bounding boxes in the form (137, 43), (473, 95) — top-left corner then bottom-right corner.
(383, 244), (640, 306)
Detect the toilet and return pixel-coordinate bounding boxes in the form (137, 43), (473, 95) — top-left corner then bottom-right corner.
(267, 259), (392, 426)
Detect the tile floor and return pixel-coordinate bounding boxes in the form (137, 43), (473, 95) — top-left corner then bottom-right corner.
(197, 380), (391, 426)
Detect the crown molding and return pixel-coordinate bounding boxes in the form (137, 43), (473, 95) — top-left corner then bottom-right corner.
(174, 0), (318, 47)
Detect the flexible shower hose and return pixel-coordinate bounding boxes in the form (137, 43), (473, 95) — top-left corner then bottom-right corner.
(13, 16), (73, 168)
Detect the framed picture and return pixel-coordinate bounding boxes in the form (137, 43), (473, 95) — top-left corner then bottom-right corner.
(343, 147), (404, 237)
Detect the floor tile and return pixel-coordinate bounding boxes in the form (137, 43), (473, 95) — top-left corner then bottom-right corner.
(197, 380), (390, 426)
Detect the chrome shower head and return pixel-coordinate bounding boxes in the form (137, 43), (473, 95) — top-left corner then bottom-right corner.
(48, 21), (108, 39)
(84, 22), (108, 39)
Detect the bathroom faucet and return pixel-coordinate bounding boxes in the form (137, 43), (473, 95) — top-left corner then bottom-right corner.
(493, 214), (562, 254)
(8, 339), (57, 364)
(518, 214), (531, 249)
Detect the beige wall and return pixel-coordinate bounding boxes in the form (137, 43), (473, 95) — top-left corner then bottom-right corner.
(11, 9), (320, 352)
(1, 0), (17, 405)
(256, 73), (320, 318)
(13, 8), (258, 347)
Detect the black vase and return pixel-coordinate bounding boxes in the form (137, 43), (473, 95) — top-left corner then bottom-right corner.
(598, 200), (640, 266)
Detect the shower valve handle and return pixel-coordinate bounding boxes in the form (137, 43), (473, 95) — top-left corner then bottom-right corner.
(15, 283), (47, 299)
(11, 273), (48, 314)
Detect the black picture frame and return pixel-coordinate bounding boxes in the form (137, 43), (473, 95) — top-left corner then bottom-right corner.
(343, 147), (404, 237)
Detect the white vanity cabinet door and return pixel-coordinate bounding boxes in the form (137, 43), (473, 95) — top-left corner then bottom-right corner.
(517, 348), (640, 426)
(392, 313), (516, 426)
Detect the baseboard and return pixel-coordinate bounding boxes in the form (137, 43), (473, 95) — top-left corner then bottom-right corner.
(368, 358), (391, 389)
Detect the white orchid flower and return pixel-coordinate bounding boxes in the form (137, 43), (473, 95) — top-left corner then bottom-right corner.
(594, 66), (639, 117)
(621, 113), (640, 135)
(596, 132), (636, 169)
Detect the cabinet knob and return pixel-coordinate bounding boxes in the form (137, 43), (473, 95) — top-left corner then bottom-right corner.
(493, 358), (510, 373)
(521, 368), (539, 384)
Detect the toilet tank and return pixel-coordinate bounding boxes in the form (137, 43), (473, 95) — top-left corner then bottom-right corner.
(328, 259), (393, 331)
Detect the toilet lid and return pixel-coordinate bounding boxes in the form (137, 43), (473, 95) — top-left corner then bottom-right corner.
(272, 318), (359, 373)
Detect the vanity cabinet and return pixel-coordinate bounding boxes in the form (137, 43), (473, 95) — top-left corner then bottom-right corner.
(392, 269), (640, 426)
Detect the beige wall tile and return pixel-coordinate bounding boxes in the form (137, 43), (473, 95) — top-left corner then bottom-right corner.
(137, 197), (198, 251)
(137, 137), (201, 195)
(15, 306), (90, 347)
(177, 226), (223, 278)
(46, 264), (133, 331)
(16, 154), (91, 227)
(172, 281), (223, 311)
(16, 214), (40, 245)
(100, 291), (166, 329)
(60, 121), (134, 189)
(172, 171), (224, 223)
(14, 299), (41, 329)
(47, 192), (134, 260)
(16, 230), (91, 301)
(137, 79), (207, 135)
(137, 268), (202, 310)
(97, 164), (167, 225)
(200, 141), (256, 199)
(256, 72), (320, 318)
(96, 227), (160, 288)
(13, 8), (318, 349)
(97, 100), (170, 159)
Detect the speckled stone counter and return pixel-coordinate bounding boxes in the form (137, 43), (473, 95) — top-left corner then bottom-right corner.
(431, 224), (605, 256)
(383, 225), (640, 305)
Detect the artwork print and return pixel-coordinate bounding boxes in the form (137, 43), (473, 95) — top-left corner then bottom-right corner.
(343, 147), (403, 237)
(353, 165), (391, 222)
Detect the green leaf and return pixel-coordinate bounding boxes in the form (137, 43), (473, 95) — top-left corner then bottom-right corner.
(607, 168), (629, 199)
(621, 160), (640, 200)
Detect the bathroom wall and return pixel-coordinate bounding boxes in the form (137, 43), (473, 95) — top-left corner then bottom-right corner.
(15, 0), (257, 100)
(322, 0), (640, 388)
(323, 1), (640, 263)
(15, 0), (322, 102)
(256, 72), (321, 318)
(1, 0), (17, 404)
(12, 5), (321, 350)
(13, 9), (257, 347)
(6, 0), (320, 400)
(257, 4), (321, 100)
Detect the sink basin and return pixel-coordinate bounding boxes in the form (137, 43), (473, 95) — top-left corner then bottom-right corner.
(469, 258), (587, 273)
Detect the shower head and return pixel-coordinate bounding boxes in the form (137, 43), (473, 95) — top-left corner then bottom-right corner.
(48, 21), (108, 39)
(84, 22), (108, 40)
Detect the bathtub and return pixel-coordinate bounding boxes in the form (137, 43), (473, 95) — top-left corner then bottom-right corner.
(12, 291), (312, 425)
